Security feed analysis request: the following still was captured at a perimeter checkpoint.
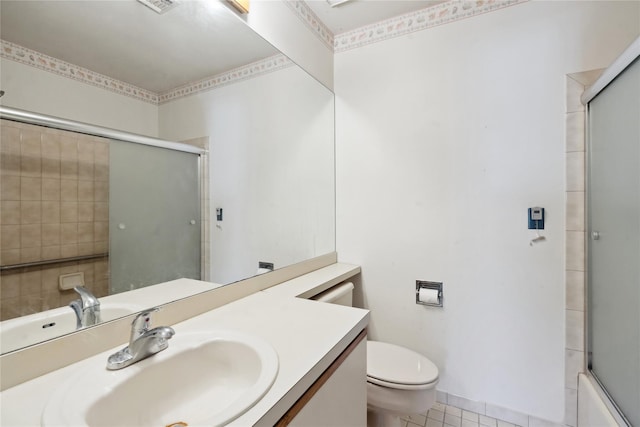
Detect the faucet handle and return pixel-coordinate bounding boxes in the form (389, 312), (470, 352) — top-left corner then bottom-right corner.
(130, 307), (160, 344)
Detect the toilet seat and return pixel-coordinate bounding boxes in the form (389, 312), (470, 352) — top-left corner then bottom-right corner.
(367, 341), (439, 390)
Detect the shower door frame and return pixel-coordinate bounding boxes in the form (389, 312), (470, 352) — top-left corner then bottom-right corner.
(583, 37), (640, 427)
(0, 105), (208, 281)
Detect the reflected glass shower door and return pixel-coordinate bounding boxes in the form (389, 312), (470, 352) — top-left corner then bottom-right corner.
(109, 140), (201, 294)
(588, 58), (640, 425)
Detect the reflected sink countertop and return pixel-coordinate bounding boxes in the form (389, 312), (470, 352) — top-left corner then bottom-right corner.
(0, 270), (369, 426)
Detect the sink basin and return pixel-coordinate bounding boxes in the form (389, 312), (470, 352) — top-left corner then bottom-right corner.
(41, 330), (279, 427)
(0, 304), (141, 354)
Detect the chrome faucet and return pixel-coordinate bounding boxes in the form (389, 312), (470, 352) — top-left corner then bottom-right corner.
(106, 307), (175, 370)
(69, 286), (101, 329)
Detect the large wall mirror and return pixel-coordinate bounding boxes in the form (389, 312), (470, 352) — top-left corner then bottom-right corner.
(0, 0), (335, 354)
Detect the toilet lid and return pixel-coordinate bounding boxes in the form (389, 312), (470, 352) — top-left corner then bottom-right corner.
(367, 341), (439, 386)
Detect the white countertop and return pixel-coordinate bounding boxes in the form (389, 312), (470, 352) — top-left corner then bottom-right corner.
(0, 264), (367, 426)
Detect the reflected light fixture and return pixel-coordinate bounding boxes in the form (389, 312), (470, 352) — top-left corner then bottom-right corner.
(326, 0), (353, 7)
(136, 0), (178, 14)
(228, 0), (250, 14)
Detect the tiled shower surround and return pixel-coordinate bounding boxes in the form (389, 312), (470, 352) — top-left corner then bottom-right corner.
(0, 120), (110, 320)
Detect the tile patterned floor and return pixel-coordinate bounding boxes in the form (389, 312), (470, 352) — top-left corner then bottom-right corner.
(402, 403), (523, 427)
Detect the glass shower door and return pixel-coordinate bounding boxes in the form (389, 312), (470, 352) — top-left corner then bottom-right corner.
(588, 58), (640, 425)
(109, 140), (201, 294)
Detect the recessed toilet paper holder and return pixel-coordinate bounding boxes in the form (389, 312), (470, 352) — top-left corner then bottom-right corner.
(416, 280), (443, 307)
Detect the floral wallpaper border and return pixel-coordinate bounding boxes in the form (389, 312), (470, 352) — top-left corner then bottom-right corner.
(158, 54), (293, 104)
(283, 0), (334, 50)
(1, 39), (293, 105)
(333, 0), (529, 53)
(0, 40), (159, 104)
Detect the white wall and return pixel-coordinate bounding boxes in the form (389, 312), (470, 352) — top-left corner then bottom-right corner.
(243, 0), (334, 90)
(158, 65), (335, 284)
(0, 60), (158, 136)
(335, 1), (640, 422)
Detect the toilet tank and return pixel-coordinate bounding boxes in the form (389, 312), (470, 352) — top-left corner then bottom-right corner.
(311, 282), (354, 306)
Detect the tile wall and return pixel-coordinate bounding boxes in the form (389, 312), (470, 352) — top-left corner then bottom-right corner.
(563, 71), (600, 427)
(0, 120), (110, 320)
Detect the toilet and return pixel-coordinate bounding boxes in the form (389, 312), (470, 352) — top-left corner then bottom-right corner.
(311, 282), (439, 427)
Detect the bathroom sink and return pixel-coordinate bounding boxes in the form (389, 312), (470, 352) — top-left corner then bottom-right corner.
(0, 304), (141, 354)
(41, 330), (279, 427)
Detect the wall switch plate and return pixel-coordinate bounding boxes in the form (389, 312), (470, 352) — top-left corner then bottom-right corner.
(528, 207), (545, 230)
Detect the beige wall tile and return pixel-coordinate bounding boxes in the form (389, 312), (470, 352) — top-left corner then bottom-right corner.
(94, 241), (108, 253)
(565, 349), (584, 390)
(41, 267), (61, 292)
(1, 200), (21, 224)
(1, 125), (21, 154)
(564, 388), (577, 427)
(566, 231), (585, 271)
(1, 273), (21, 299)
(42, 157), (60, 179)
(78, 202), (94, 222)
(59, 290), (77, 306)
(78, 161), (94, 181)
(20, 176), (41, 200)
(60, 179), (78, 201)
(20, 201), (41, 224)
(61, 223), (78, 245)
(77, 242), (94, 256)
(2, 175), (21, 200)
(42, 290), (61, 311)
(94, 222), (108, 241)
(60, 202), (78, 223)
(42, 223), (61, 246)
(566, 309), (584, 351)
(78, 181), (94, 201)
(94, 181), (108, 201)
(41, 133), (61, 159)
(60, 244), (78, 258)
(1, 249), (20, 265)
(1, 151), (21, 176)
(1, 225), (20, 249)
(566, 152), (585, 192)
(1, 296), (22, 320)
(41, 245), (61, 261)
(94, 202), (108, 222)
(42, 201), (61, 224)
(77, 222), (94, 242)
(566, 76), (585, 114)
(20, 247), (41, 263)
(20, 130), (41, 178)
(95, 164), (108, 181)
(20, 224), (41, 248)
(566, 112), (585, 153)
(41, 178), (61, 201)
(566, 192), (585, 232)
(21, 270), (42, 295)
(566, 270), (585, 311)
(60, 139), (78, 179)
(94, 141), (109, 164)
(21, 294), (42, 315)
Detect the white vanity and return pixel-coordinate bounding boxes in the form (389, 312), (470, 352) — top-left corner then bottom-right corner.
(0, 262), (369, 426)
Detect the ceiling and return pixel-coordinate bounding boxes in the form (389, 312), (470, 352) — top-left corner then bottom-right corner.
(303, 0), (446, 34)
(0, 0), (279, 93)
(1, 0), (448, 93)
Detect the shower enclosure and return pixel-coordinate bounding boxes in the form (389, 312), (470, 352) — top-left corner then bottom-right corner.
(586, 43), (640, 425)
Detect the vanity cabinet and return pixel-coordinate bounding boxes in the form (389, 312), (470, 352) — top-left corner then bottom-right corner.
(278, 331), (367, 427)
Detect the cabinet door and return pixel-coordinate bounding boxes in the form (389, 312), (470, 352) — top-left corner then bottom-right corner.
(287, 335), (367, 427)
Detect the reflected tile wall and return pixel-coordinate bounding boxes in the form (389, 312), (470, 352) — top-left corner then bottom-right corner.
(0, 120), (110, 321)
